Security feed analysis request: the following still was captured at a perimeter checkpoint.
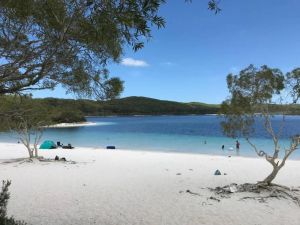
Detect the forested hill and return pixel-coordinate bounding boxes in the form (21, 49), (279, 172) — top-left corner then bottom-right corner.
(5, 96), (300, 125)
(38, 96), (220, 116)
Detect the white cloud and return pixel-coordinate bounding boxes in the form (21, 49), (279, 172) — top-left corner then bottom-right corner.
(121, 58), (149, 67)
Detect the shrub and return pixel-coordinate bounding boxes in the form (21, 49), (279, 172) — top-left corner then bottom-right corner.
(0, 181), (27, 225)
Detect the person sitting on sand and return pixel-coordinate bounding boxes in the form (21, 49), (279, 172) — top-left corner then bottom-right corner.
(62, 143), (74, 149)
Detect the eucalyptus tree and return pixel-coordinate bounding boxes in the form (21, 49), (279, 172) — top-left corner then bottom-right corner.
(221, 65), (300, 185)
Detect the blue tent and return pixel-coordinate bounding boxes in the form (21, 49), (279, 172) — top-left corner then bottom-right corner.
(39, 140), (57, 149)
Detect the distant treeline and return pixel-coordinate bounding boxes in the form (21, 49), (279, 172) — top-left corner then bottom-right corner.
(32, 97), (300, 119)
(36, 96), (220, 117)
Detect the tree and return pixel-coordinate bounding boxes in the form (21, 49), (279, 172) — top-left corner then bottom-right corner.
(221, 64), (300, 185)
(0, 95), (51, 158)
(0, 0), (220, 99)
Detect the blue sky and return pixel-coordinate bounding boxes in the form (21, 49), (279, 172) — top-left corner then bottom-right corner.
(34, 0), (300, 104)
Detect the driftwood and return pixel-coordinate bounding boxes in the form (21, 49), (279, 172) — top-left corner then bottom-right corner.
(209, 183), (300, 206)
(185, 190), (202, 196)
(0, 157), (76, 165)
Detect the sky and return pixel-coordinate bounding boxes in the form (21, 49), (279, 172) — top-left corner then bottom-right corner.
(33, 0), (300, 104)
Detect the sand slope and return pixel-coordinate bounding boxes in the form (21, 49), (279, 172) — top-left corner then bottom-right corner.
(0, 143), (300, 225)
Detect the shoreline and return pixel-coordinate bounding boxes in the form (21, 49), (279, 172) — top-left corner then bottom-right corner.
(0, 141), (249, 159)
(1, 141), (300, 161)
(45, 121), (98, 128)
(85, 114), (220, 118)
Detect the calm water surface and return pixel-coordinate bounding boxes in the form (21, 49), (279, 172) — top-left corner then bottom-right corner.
(1, 115), (300, 159)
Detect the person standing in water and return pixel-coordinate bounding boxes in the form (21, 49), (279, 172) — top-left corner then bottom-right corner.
(236, 140), (240, 150)
(221, 145), (225, 150)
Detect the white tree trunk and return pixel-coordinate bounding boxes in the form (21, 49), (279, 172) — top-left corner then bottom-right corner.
(262, 165), (280, 185)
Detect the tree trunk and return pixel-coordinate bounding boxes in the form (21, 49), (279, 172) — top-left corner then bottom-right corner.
(26, 146), (34, 158)
(262, 165), (280, 185)
(34, 145), (38, 158)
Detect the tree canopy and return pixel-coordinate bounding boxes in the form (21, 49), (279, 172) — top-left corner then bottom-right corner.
(221, 64), (285, 138)
(0, 0), (220, 99)
(0, 0), (164, 98)
(221, 64), (300, 185)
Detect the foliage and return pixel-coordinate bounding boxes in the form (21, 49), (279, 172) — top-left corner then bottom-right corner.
(207, 0), (221, 14)
(221, 64), (300, 185)
(221, 64), (285, 138)
(286, 68), (300, 103)
(0, 181), (27, 225)
(103, 78), (124, 100)
(0, 181), (10, 219)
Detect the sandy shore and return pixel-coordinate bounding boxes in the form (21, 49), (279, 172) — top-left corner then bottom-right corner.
(0, 142), (300, 225)
(45, 122), (98, 128)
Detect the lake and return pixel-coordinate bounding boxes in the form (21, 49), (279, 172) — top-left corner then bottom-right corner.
(1, 115), (300, 159)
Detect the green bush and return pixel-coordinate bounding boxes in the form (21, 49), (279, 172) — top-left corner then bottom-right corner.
(0, 181), (27, 225)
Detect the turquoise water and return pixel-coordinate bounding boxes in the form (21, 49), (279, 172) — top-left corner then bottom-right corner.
(1, 115), (300, 159)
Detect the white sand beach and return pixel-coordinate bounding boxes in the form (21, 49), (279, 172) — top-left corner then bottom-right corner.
(0, 142), (300, 225)
(45, 122), (98, 128)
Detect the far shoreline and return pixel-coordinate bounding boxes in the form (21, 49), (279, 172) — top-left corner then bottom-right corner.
(45, 121), (98, 128)
(84, 114), (300, 118)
